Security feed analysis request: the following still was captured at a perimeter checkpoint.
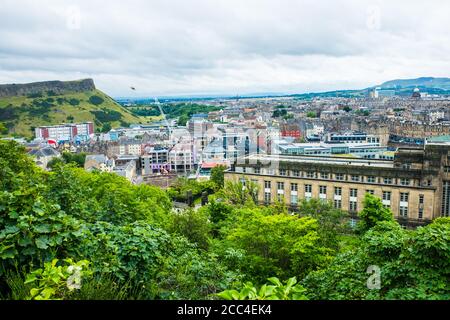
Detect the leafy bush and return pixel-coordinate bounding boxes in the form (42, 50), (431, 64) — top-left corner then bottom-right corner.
(218, 277), (308, 300)
(24, 259), (91, 300)
(89, 95), (104, 106)
(68, 98), (80, 106)
(91, 110), (122, 123)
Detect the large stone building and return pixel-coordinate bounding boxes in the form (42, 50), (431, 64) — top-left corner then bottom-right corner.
(225, 141), (450, 227)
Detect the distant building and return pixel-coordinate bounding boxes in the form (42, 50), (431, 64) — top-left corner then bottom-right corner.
(84, 154), (115, 172)
(28, 146), (61, 169)
(35, 122), (94, 142)
(169, 142), (195, 173)
(412, 87), (421, 99)
(113, 160), (137, 182)
(226, 142), (450, 227)
(141, 147), (170, 175)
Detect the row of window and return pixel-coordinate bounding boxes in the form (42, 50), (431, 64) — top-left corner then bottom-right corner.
(247, 168), (414, 186)
(262, 180), (423, 218)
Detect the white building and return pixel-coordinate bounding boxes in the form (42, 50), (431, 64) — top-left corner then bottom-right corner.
(35, 122), (94, 142)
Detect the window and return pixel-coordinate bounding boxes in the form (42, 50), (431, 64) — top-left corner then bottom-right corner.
(350, 188), (358, 197)
(277, 182), (285, 191)
(291, 183), (298, 192)
(242, 167), (246, 173)
(264, 192), (271, 204)
(382, 191), (391, 201)
(400, 178), (410, 186)
(366, 190), (374, 195)
(418, 195), (424, 219)
(305, 184), (312, 193)
(319, 186), (327, 194)
(400, 192), (409, 202)
(351, 175), (360, 182)
(335, 173), (344, 181)
(264, 181), (271, 189)
(349, 201), (358, 212)
(255, 168), (261, 174)
(399, 206), (408, 218)
(384, 177), (392, 184)
(367, 176), (376, 183)
(279, 169), (287, 176)
(290, 194), (298, 205)
(306, 171), (315, 179)
(334, 199), (342, 209)
(277, 193), (284, 202)
(292, 170), (300, 177)
(320, 172), (329, 179)
(334, 187), (342, 196)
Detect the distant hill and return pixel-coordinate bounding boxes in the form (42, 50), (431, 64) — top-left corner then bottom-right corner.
(379, 77), (450, 90)
(290, 77), (450, 99)
(0, 79), (144, 138)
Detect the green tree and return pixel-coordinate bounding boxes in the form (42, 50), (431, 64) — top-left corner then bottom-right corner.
(343, 106), (352, 112)
(89, 95), (104, 106)
(297, 199), (349, 250)
(62, 152), (86, 168)
(302, 218), (450, 300)
(177, 114), (189, 126)
(210, 165), (226, 190)
(169, 209), (211, 250)
(357, 194), (394, 233)
(224, 208), (333, 282)
(101, 123), (112, 133)
(306, 111), (317, 118)
(0, 123), (8, 135)
(219, 179), (259, 206)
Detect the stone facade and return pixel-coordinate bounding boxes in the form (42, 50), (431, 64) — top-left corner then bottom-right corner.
(225, 143), (450, 226)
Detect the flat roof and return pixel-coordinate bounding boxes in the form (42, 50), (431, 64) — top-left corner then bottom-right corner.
(239, 154), (395, 168)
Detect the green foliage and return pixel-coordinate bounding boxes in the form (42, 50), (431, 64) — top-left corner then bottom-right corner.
(297, 199), (349, 250)
(177, 114), (189, 126)
(343, 106), (352, 112)
(224, 207), (333, 282)
(24, 258), (91, 300)
(272, 109), (287, 118)
(357, 194), (394, 233)
(218, 277), (308, 300)
(210, 165), (226, 190)
(167, 177), (215, 203)
(168, 209), (211, 250)
(101, 123), (112, 133)
(61, 152), (86, 168)
(218, 179), (259, 207)
(306, 111), (317, 118)
(0, 122), (8, 135)
(129, 103), (221, 120)
(68, 98), (80, 106)
(91, 109), (122, 123)
(302, 218), (450, 300)
(0, 105), (17, 121)
(89, 95), (104, 106)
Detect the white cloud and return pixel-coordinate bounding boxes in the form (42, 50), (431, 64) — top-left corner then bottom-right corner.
(0, 0), (449, 96)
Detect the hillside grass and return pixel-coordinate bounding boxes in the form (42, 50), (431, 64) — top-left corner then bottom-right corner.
(0, 89), (145, 138)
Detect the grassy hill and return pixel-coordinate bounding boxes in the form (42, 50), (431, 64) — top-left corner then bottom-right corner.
(0, 80), (144, 138)
(380, 77), (450, 90)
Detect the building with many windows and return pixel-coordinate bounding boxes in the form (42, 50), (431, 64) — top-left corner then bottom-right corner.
(35, 122), (94, 142)
(225, 142), (450, 226)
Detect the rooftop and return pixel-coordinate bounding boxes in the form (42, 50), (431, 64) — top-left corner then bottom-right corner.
(239, 153), (395, 168)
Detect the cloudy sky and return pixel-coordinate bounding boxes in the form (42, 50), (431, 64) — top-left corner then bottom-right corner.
(1, 0), (450, 97)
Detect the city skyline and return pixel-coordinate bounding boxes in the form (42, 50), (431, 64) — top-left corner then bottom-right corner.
(1, 0), (450, 97)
